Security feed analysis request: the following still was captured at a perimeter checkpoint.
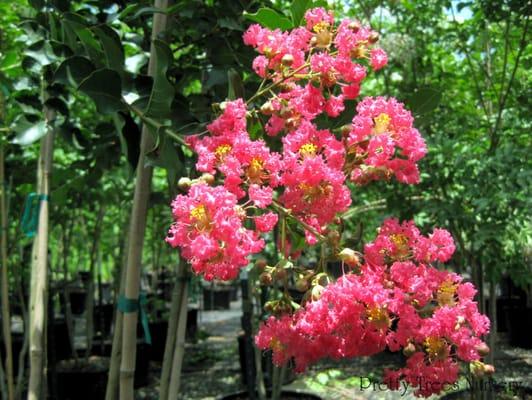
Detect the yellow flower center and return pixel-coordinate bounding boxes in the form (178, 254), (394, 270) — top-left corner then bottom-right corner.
(389, 233), (410, 260)
(246, 157), (265, 183)
(312, 21), (330, 33)
(298, 182), (332, 202)
(299, 142), (318, 158)
(424, 337), (448, 361)
(373, 113), (391, 134)
(366, 306), (391, 331)
(190, 204), (210, 231)
(437, 280), (458, 307)
(215, 144), (232, 162)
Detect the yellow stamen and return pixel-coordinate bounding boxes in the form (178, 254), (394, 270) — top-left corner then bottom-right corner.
(437, 280), (458, 307)
(298, 182), (332, 202)
(190, 204), (210, 231)
(299, 143), (318, 158)
(312, 21), (330, 33)
(373, 113), (391, 134)
(215, 144), (232, 162)
(366, 306), (391, 331)
(389, 233), (410, 260)
(246, 157), (264, 183)
(424, 337), (448, 361)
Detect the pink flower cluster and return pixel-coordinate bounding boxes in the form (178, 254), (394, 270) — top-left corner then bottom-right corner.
(347, 97), (427, 184)
(255, 220), (490, 397)
(244, 7), (388, 135)
(165, 183), (271, 280)
(170, 7), (428, 277)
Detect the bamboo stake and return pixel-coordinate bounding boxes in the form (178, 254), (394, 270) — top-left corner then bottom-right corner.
(165, 267), (188, 400)
(85, 206), (105, 359)
(0, 144), (14, 400)
(27, 120), (54, 400)
(119, 2), (169, 397)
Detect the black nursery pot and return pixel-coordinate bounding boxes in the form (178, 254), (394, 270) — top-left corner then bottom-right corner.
(507, 306), (532, 349)
(218, 390), (322, 400)
(203, 286), (232, 310)
(56, 358), (108, 400)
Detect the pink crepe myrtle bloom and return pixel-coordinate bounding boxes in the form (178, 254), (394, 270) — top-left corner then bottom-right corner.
(348, 96), (427, 184)
(165, 183), (264, 281)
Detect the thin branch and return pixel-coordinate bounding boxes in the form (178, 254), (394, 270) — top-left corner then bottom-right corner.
(489, 16), (529, 153)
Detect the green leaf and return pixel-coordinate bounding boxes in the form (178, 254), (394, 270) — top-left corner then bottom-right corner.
(406, 87), (441, 115)
(243, 8), (293, 30)
(62, 14), (103, 65)
(290, 0), (311, 26)
(145, 129), (183, 184)
(144, 40), (174, 119)
(78, 68), (125, 115)
(54, 56), (95, 86)
(12, 120), (47, 146)
(227, 68), (244, 100)
(93, 25), (125, 75)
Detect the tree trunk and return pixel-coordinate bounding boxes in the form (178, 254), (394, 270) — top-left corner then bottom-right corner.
(118, 1), (169, 398)
(27, 121), (54, 400)
(0, 144), (14, 400)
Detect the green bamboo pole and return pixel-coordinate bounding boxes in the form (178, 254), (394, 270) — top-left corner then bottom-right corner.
(119, 1), (169, 398)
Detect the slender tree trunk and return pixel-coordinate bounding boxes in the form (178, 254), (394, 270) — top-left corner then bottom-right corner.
(119, 1), (169, 398)
(85, 206), (105, 359)
(161, 261), (188, 400)
(15, 277), (29, 400)
(0, 144), (14, 400)
(27, 121), (54, 400)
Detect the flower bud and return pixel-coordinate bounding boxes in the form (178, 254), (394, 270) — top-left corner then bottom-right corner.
(264, 301), (275, 312)
(260, 101), (275, 115)
(348, 21), (361, 32)
(311, 285), (324, 301)
(310, 36), (318, 47)
(259, 272), (273, 286)
(339, 248), (361, 268)
(369, 32), (379, 44)
(200, 173), (215, 185)
(476, 343), (490, 357)
(274, 267), (287, 281)
(483, 364), (495, 375)
(255, 258), (268, 271)
(295, 278), (309, 293)
(316, 30), (332, 48)
(177, 177), (192, 191)
(403, 342), (416, 357)
(341, 124), (351, 136)
(281, 53), (294, 67)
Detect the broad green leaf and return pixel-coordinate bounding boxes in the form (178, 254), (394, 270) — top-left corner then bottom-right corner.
(12, 120), (47, 146)
(62, 14), (103, 65)
(290, 0), (311, 26)
(144, 40), (174, 119)
(54, 56), (95, 86)
(93, 25), (125, 75)
(145, 131), (183, 184)
(406, 87), (441, 115)
(78, 68), (125, 115)
(243, 8), (293, 30)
